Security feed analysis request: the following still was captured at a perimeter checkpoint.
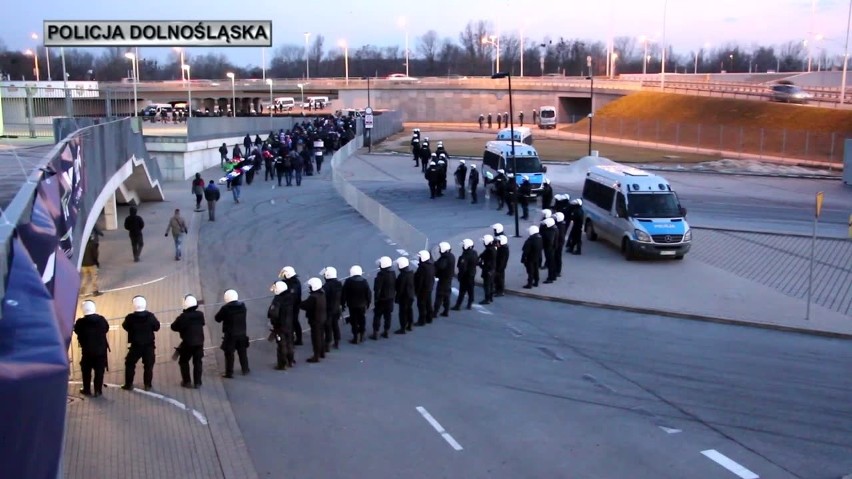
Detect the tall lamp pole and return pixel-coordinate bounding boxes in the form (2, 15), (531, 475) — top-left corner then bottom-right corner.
(297, 83), (305, 109)
(24, 49), (40, 81)
(304, 32), (311, 80)
(841, 0), (852, 105)
(661, 0), (669, 90)
(266, 79), (273, 117)
(226, 72), (236, 117)
(61, 47), (71, 116)
(182, 64), (192, 117)
(174, 47), (185, 82)
(587, 56), (594, 156)
(492, 71), (519, 238)
(124, 52), (138, 116)
(398, 17), (409, 77)
(338, 39), (349, 85)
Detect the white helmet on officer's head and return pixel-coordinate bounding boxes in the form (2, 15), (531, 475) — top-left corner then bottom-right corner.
(132, 295), (147, 312)
(492, 223), (504, 234)
(459, 159), (465, 165)
(429, 161), (436, 166)
(412, 137), (419, 142)
(349, 265), (363, 277)
(541, 209), (552, 220)
(461, 238), (474, 250)
(82, 300), (97, 315)
(564, 193), (571, 202)
(498, 235), (508, 246)
(571, 198), (583, 206)
(321, 266), (337, 280)
(438, 160), (446, 165)
(414, 128), (420, 133)
(431, 152), (437, 157)
(545, 178), (551, 185)
(223, 289), (239, 303)
(439, 242), (451, 253)
(273, 281), (288, 295)
(279, 266), (296, 279)
(418, 250), (430, 262)
(307, 277), (323, 292)
(471, 164), (476, 169)
(183, 294), (198, 309)
(497, 169), (505, 174)
(482, 234), (494, 245)
(396, 257), (410, 269)
(507, 173), (515, 178)
(522, 175), (530, 181)
(439, 153), (447, 159)
(544, 217), (556, 228)
(378, 256), (393, 269)
(554, 212), (565, 222)
(438, 141), (443, 146)
(528, 225), (539, 236)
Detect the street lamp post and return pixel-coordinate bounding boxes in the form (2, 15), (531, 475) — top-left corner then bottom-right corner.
(587, 56), (594, 157)
(482, 36), (499, 76)
(304, 32), (311, 80)
(398, 17), (409, 77)
(491, 71), (519, 238)
(841, 0), (852, 104)
(297, 83), (305, 109)
(261, 48), (266, 80)
(24, 49), (40, 81)
(266, 79), (273, 118)
(61, 47), (71, 116)
(339, 40), (349, 85)
(182, 64), (192, 117)
(226, 72), (236, 117)
(367, 76), (372, 153)
(31, 33), (50, 81)
(174, 47), (185, 82)
(661, 0), (669, 90)
(639, 35), (649, 75)
(729, 54), (734, 72)
(124, 52), (138, 116)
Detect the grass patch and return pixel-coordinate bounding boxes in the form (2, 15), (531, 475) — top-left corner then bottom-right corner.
(375, 131), (721, 164)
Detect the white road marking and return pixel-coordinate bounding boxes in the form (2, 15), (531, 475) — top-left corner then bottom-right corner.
(100, 275), (168, 293)
(449, 287), (493, 315)
(658, 426), (682, 434)
(701, 450), (759, 479)
(68, 381), (208, 425)
(415, 406), (463, 451)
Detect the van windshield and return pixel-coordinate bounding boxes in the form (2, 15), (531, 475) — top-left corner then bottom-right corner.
(627, 193), (681, 218)
(540, 110), (555, 118)
(505, 156), (542, 173)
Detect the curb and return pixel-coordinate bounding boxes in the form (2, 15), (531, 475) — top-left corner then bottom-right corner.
(690, 225), (849, 240)
(500, 286), (852, 339)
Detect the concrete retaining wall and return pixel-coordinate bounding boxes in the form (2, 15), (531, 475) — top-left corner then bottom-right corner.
(146, 135), (246, 181)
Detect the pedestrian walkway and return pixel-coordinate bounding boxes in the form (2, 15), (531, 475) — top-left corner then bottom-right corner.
(65, 178), (257, 479)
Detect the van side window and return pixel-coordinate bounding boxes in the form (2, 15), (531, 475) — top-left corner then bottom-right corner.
(582, 179), (616, 211)
(616, 193), (627, 216)
(483, 150), (500, 169)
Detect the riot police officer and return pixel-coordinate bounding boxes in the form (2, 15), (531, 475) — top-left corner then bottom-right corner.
(469, 164), (480, 204)
(477, 235), (497, 304)
(433, 242), (455, 317)
(454, 160), (467, 199)
(414, 250), (435, 325)
(521, 226), (543, 289)
(495, 235), (510, 296)
(452, 239), (477, 310)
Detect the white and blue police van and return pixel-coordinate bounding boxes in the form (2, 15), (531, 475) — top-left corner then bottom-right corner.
(495, 126), (533, 145)
(481, 140), (548, 195)
(581, 163), (691, 260)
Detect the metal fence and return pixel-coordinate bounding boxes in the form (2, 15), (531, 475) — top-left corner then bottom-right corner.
(557, 116), (847, 165)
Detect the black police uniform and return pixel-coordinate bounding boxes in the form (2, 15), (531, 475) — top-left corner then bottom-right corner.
(414, 258), (436, 325)
(371, 267), (396, 339)
(478, 242), (497, 304)
(452, 247), (478, 310)
(122, 309), (160, 389)
(342, 275), (372, 343)
(74, 312), (110, 396)
(323, 278), (343, 350)
(433, 251), (455, 316)
(394, 267), (416, 333)
(171, 305), (205, 387)
(215, 300), (250, 377)
(300, 288), (327, 362)
(522, 233), (543, 288)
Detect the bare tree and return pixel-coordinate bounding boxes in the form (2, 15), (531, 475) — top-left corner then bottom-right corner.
(438, 38), (463, 75)
(458, 20), (490, 62)
(0, 37), (7, 53)
(499, 34), (520, 74)
(417, 30), (440, 65)
(310, 34), (325, 76)
(613, 36), (636, 62)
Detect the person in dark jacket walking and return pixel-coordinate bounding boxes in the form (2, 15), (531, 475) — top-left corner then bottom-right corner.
(540, 179), (554, 210)
(122, 295), (160, 391)
(279, 266), (304, 345)
(74, 300), (109, 396)
(191, 173), (205, 210)
(495, 235), (510, 296)
(370, 256), (396, 340)
(204, 180), (220, 221)
(413, 250), (435, 326)
(215, 289), (250, 377)
(243, 134), (252, 153)
(80, 229), (102, 296)
(394, 257), (416, 334)
(124, 206), (145, 262)
(269, 281), (295, 369)
(342, 265), (371, 344)
(293, 151), (304, 186)
(522, 226), (543, 288)
(263, 150), (275, 181)
(219, 143), (228, 168)
(469, 164), (480, 204)
(477, 235), (497, 304)
(171, 294), (205, 388)
(452, 239), (477, 310)
(454, 160), (467, 199)
(321, 267), (343, 350)
(433, 242), (455, 317)
(300, 278), (327, 363)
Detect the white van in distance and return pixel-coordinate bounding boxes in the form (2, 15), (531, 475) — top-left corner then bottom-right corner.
(581, 163), (691, 260)
(538, 106), (557, 129)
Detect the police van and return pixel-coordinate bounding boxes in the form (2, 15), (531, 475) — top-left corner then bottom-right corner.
(274, 97), (296, 111)
(581, 163), (691, 260)
(495, 126), (533, 145)
(481, 141), (548, 195)
(538, 106), (557, 129)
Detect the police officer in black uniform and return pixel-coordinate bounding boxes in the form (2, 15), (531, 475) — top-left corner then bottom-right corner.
(394, 257), (416, 334)
(215, 289), (250, 377)
(122, 295), (160, 391)
(505, 174), (518, 216)
(75, 300), (109, 397)
(519, 176), (532, 220)
(301, 278), (327, 363)
(433, 242), (455, 317)
(493, 169), (507, 210)
(279, 266), (304, 345)
(554, 212), (568, 278)
(567, 199), (585, 255)
(342, 265), (371, 344)
(469, 164), (480, 204)
(321, 267), (343, 351)
(411, 135), (421, 167)
(540, 179), (554, 210)
(495, 234), (510, 296)
(477, 235), (497, 304)
(427, 161), (441, 199)
(414, 250), (435, 326)
(541, 217), (559, 284)
(371, 256), (396, 340)
(522, 226), (543, 289)
(269, 281), (295, 369)
(171, 294), (205, 388)
(452, 239), (477, 310)
(454, 160), (467, 199)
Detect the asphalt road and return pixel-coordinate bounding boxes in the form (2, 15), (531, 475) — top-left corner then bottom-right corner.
(197, 164), (852, 479)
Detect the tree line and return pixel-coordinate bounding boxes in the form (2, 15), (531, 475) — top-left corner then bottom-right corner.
(0, 21), (838, 82)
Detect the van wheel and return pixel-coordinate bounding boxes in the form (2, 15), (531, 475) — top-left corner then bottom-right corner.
(585, 221), (598, 241)
(622, 239), (636, 261)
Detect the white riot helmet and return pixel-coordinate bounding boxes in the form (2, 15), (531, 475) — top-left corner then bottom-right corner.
(431, 152), (437, 157)
(528, 225), (540, 236)
(497, 169), (505, 174)
(438, 141), (443, 146)
(82, 300), (97, 315)
(378, 256), (393, 269)
(183, 294), (198, 309)
(498, 235), (508, 246)
(492, 223), (504, 234)
(223, 289), (239, 303)
(471, 164), (476, 169)
(349, 265), (363, 276)
(418, 250), (430, 262)
(132, 295), (147, 312)
(461, 238), (474, 250)
(305, 277), (321, 292)
(438, 242), (451, 253)
(554, 212), (565, 222)
(459, 159), (465, 165)
(541, 209), (552, 220)
(482, 234), (494, 245)
(571, 198), (583, 207)
(522, 175), (530, 181)
(413, 128), (420, 133)
(429, 161), (437, 167)
(321, 266), (337, 279)
(507, 173), (515, 178)
(273, 281), (288, 295)
(425, 137), (430, 142)
(439, 153), (447, 159)
(544, 217), (556, 228)
(545, 178), (551, 185)
(563, 194), (571, 202)
(279, 266), (296, 279)
(396, 257), (410, 269)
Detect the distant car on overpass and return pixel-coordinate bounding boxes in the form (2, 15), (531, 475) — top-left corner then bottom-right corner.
(386, 73), (419, 83)
(769, 84), (813, 104)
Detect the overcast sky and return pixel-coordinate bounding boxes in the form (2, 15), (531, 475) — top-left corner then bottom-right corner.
(4, 0), (850, 64)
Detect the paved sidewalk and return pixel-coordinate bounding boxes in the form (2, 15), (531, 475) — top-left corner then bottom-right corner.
(65, 178), (258, 479)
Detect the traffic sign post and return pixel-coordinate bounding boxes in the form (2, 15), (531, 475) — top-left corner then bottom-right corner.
(364, 114), (374, 129)
(806, 191), (824, 321)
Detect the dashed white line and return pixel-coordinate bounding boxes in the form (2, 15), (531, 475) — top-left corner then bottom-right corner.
(450, 287), (493, 315)
(68, 381), (208, 425)
(658, 426), (682, 434)
(701, 450), (759, 479)
(416, 406), (463, 451)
